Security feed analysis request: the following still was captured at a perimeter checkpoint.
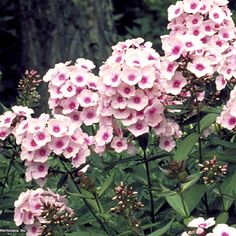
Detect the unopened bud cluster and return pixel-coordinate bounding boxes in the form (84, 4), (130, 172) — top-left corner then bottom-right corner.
(198, 156), (227, 184)
(17, 69), (42, 107)
(111, 182), (144, 214)
(40, 201), (77, 236)
(164, 160), (187, 180)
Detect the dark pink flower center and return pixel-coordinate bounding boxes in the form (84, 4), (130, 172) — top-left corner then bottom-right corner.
(133, 97), (141, 104)
(172, 46), (180, 55)
(76, 76), (83, 82)
(53, 126), (60, 133)
(196, 64), (205, 71)
(128, 74), (136, 81)
(190, 3), (197, 10)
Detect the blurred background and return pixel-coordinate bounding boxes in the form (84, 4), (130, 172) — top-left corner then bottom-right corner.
(0, 0), (236, 108)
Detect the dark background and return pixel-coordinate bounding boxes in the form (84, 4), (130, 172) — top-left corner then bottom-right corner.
(0, 0), (235, 108)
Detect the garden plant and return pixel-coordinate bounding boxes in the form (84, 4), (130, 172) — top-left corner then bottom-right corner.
(1, 0), (236, 235)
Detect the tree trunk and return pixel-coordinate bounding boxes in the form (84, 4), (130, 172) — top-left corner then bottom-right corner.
(16, 0), (116, 112)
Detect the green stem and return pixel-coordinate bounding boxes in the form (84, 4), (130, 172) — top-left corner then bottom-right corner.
(93, 192), (102, 214)
(195, 92), (210, 215)
(60, 159), (110, 235)
(0, 159), (13, 196)
(143, 149), (155, 224)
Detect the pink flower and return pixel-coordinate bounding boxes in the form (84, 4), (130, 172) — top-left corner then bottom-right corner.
(70, 69), (90, 87)
(138, 66), (156, 89)
(212, 224), (236, 236)
(188, 217), (215, 229)
(121, 66), (142, 85)
(77, 89), (99, 107)
(160, 60), (179, 80)
(48, 136), (70, 155)
(183, 0), (202, 14)
(22, 134), (40, 152)
(63, 141), (81, 159)
(111, 136), (128, 153)
(162, 37), (184, 61)
(71, 147), (90, 169)
(60, 80), (76, 98)
(47, 116), (70, 137)
(187, 56), (213, 78)
(0, 126), (11, 140)
(215, 75), (227, 91)
(68, 111), (82, 126)
(34, 146), (51, 162)
(25, 161), (49, 181)
(164, 71), (187, 95)
(60, 97), (79, 114)
(167, 1), (184, 21)
(117, 83), (136, 98)
(209, 6), (226, 24)
(33, 129), (51, 147)
(100, 64), (122, 87)
(159, 136), (176, 152)
(127, 89), (148, 111)
(124, 48), (149, 68)
(12, 106), (34, 117)
(111, 94), (127, 109)
(0, 111), (16, 127)
(95, 126), (113, 146)
(25, 223), (42, 236)
(144, 101), (163, 127)
(75, 58), (95, 71)
(81, 106), (99, 126)
(128, 120), (149, 137)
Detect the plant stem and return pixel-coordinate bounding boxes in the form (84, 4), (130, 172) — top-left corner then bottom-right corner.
(143, 149), (155, 224)
(60, 159), (110, 235)
(195, 93), (210, 215)
(0, 159), (13, 196)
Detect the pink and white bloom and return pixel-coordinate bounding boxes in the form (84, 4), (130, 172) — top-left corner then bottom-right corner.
(128, 120), (149, 137)
(167, 1), (184, 21)
(111, 136), (128, 153)
(212, 224), (236, 236)
(164, 71), (187, 95)
(77, 89), (99, 107)
(95, 126), (113, 146)
(183, 0), (202, 14)
(159, 136), (176, 152)
(187, 56), (213, 78)
(127, 89), (149, 111)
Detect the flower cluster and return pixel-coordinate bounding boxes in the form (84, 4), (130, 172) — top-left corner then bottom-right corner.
(98, 38), (182, 152)
(43, 59), (99, 124)
(217, 86), (236, 130)
(182, 217), (236, 236)
(198, 156), (228, 184)
(17, 70), (42, 107)
(0, 106), (91, 184)
(111, 181), (144, 214)
(14, 188), (76, 236)
(161, 0), (236, 96)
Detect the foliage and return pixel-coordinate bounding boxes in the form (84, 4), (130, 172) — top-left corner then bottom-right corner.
(1, 0), (236, 236)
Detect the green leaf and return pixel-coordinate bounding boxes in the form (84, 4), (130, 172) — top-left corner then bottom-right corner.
(200, 113), (218, 132)
(165, 184), (207, 217)
(220, 171), (236, 210)
(209, 138), (236, 149)
(66, 232), (106, 236)
(98, 173), (114, 198)
(216, 212), (229, 224)
(181, 173), (201, 192)
(0, 198), (15, 209)
(173, 133), (199, 161)
(148, 219), (174, 236)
